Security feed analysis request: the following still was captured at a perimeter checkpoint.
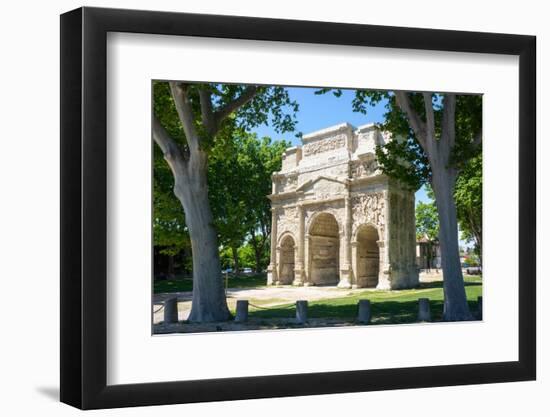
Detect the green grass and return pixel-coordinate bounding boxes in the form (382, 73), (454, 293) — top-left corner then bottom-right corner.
(247, 276), (482, 324)
(154, 273), (267, 294)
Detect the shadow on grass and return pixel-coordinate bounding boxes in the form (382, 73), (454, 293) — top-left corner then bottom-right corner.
(418, 280), (481, 290)
(249, 299), (481, 324)
(154, 273), (267, 294)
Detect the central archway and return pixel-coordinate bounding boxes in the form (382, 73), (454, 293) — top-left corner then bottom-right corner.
(356, 225), (380, 287)
(308, 213), (340, 285)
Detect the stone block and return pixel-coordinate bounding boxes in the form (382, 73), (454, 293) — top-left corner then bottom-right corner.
(235, 300), (249, 323)
(163, 297), (179, 324)
(296, 300), (308, 324)
(417, 298), (431, 322)
(357, 299), (371, 324)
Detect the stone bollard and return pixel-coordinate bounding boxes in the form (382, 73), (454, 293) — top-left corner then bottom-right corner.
(164, 297), (179, 324)
(417, 298), (431, 322)
(235, 300), (249, 323)
(357, 299), (371, 324)
(477, 296), (483, 320)
(296, 300), (308, 324)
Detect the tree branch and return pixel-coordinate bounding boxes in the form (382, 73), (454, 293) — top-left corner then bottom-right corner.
(441, 93), (457, 152)
(198, 88), (216, 136)
(214, 86), (258, 122)
(394, 91), (428, 151)
(168, 82), (200, 153)
(422, 93), (436, 139)
(152, 116), (185, 166)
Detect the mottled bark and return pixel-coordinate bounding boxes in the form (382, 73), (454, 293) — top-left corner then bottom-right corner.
(431, 162), (472, 320)
(152, 83), (258, 322)
(167, 254), (175, 279)
(395, 92), (473, 321)
(172, 155), (230, 322)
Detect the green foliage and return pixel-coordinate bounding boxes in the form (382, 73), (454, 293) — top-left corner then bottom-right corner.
(454, 153), (482, 255)
(208, 131), (289, 264)
(377, 93), (481, 190)
(154, 124), (288, 272)
(153, 81), (298, 272)
(154, 81), (299, 152)
(463, 254), (480, 267)
(153, 81), (187, 149)
(317, 89), (482, 191)
(153, 145), (189, 255)
(237, 244), (256, 268)
(415, 194), (439, 241)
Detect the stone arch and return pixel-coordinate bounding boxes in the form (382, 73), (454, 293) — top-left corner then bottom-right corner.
(308, 212), (340, 285)
(278, 233), (296, 284)
(353, 224), (380, 288)
(306, 210), (343, 238)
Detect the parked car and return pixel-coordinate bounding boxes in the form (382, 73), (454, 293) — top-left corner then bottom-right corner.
(242, 267), (253, 274)
(466, 266), (482, 275)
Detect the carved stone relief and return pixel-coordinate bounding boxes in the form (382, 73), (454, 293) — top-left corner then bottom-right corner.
(302, 134), (346, 156)
(351, 193), (385, 238)
(276, 207), (298, 241)
(350, 158), (379, 178)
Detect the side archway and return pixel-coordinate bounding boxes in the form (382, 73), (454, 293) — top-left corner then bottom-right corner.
(354, 224), (380, 288)
(278, 234), (296, 284)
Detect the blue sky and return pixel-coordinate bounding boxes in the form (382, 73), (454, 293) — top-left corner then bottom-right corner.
(251, 86), (430, 205)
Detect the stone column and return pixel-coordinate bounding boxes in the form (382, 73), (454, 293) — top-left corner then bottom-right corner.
(267, 208), (278, 285)
(376, 240), (391, 290)
(378, 190), (392, 289)
(350, 241), (358, 288)
(303, 233), (311, 285)
(293, 205), (304, 286)
(338, 195), (352, 288)
(275, 246), (281, 285)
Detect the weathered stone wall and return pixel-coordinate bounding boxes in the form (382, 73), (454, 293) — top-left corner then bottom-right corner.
(267, 123), (418, 290)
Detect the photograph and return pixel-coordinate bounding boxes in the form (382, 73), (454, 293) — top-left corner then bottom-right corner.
(151, 82), (483, 334)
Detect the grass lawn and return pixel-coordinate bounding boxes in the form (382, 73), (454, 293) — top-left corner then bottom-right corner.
(247, 276), (482, 324)
(154, 273), (267, 294)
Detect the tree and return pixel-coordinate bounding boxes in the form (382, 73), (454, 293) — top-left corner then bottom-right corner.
(416, 200), (439, 240)
(319, 89), (481, 320)
(238, 135), (288, 272)
(153, 148), (191, 277)
(207, 131), (288, 275)
(454, 153), (482, 267)
(415, 192), (439, 271)
(153, 82), (297, 322)
(208, 133), (251, 276)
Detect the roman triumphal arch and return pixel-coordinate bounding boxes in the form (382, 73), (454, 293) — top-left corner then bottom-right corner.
(267, 123), (418, 289)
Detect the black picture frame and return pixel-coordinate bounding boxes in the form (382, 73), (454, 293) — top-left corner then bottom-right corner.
(60, 6), (536, 410)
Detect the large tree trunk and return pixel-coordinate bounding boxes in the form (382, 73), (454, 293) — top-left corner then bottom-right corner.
(431, 168), (472, 321)
(395, 92), (474, 321)
(167, 254), (175, 279)
(173, 153), (231, 322)
(153, 82), (260, 323)
(254, 249), (262, 274)
(249, 231), (265, 273)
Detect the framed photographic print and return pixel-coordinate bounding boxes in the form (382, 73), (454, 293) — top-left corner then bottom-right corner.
(60, 6), (536, 410)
